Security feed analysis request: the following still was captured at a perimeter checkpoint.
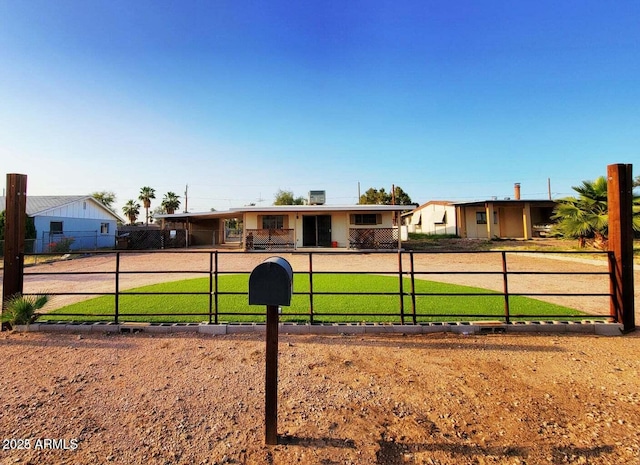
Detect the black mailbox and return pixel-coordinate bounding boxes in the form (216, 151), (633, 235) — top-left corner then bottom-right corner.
(249, 256), (293, 307)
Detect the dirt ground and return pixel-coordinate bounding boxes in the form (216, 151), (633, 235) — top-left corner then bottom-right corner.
(0, 331), (639, 465)
(1, 243), (638, 464)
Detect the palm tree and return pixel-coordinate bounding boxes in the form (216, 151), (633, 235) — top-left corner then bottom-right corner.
(122, 200), (141, 225)
(161, 192), (181, 214)
(138, 186), (156, 226)
(552, 176), (640, 248)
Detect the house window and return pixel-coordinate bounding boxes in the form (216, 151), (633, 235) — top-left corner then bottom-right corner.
(434, 211), (447, 225)
(262, 215), (285, 229)
(50, 221), (63, 234)
(350, 214), (382, 225)
(476, 212), (498, 225)
(100, 223), (109, 234)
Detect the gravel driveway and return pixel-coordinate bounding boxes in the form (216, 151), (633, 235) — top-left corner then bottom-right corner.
(1, 331), (638, 465)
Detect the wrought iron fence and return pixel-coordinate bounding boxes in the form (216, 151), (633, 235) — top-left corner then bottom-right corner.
(20, 249), (614, 325)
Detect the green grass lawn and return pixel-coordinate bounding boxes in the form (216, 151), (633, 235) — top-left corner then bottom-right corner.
(41, 273), (585, 324)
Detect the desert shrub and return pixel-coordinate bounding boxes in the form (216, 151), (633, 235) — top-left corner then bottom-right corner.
(49, 237), (75, 253)
(1, 294), (50, 327)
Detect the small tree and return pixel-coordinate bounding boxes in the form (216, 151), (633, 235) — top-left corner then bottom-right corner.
(274, 189), (305, 205)
(360, 188), (389, 205)
(392, 186), (413, 205)
(151, 206), (164, 224)
(91, 191), (116, 209)
(359, 186), (413, 205)
(138, 186), (156, 226)
(122, 200), (141, 225)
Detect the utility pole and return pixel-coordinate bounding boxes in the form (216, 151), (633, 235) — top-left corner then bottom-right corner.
(184, 184), (188, 213)
(548, 178), (552, 200)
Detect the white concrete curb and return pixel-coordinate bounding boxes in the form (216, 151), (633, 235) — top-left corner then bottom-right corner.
(14, 320), (626, 336)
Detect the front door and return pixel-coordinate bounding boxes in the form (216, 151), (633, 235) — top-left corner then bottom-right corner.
(302, 215), (332, 247)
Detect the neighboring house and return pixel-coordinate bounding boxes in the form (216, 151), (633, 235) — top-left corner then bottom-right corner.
(157, 204), (413, 250)
(402, 201), (456, 236)
(0, 195), (122, 253)
(403, 183), (557, 240)
(454, 199), (556, 240)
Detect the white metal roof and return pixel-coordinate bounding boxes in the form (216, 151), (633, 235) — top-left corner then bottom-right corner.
(231, 204), (413, 213)
(0, 195), (123, 221)
(156, 203), (414, 220)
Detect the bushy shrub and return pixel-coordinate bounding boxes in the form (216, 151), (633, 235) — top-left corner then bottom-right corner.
(1, 294), (49, 327)
(49, 237), (75, 253)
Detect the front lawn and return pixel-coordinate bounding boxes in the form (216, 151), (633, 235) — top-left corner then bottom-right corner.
(41, 274), (584, 324)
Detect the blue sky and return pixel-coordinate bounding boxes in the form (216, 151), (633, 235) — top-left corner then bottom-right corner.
(1, 1), (638, 214)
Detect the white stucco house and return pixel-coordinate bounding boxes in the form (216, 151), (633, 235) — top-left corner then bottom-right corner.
(1, 195), (122, 253)
(157, 203), (413, 250)
(453, 199), (556, 239)
(404, 198), (557, 240)
(402, 201), (456, 236)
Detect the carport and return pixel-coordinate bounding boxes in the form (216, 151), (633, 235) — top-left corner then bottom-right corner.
(156, 210), (242, 247)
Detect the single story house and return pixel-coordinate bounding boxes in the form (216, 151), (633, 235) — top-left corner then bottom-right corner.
(402, 201), (456, 236)
(453, 199), (556, 239)
(157, 204), (413, 250)
(1, 195), (122, 253)
(405, 182), (557, 240)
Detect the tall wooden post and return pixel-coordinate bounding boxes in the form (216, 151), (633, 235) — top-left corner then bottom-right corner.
(607, 164), (635, 332)
(2, 174), (28, 316)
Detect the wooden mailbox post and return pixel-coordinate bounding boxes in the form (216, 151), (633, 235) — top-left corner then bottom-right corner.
(248, 256), (293, 445)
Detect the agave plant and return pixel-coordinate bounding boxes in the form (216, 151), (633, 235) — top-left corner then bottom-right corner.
(1, 293), (50, 327)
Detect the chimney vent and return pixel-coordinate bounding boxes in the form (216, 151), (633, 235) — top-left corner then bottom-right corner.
(514, 183), (521, 200)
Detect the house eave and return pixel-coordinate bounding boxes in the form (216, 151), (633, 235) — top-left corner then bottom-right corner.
(452, 199), (557, 207)
(156, 204), (414, 222)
